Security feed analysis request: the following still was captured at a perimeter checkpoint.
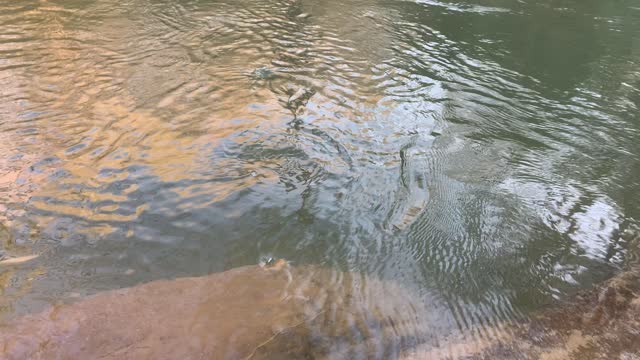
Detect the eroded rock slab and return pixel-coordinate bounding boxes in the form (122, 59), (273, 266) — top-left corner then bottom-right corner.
(3, 257), (640, 360)
(0, 263), (429, 359)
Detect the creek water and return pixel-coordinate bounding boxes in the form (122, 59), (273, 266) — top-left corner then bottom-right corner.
(0, 0), (639, 357)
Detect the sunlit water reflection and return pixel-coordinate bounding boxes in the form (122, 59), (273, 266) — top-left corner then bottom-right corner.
(1, 0), (639, 357)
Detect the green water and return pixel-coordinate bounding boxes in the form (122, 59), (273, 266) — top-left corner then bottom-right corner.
(1, 0), (639, 353)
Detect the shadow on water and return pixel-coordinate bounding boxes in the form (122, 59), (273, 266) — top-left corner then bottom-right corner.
(0, 0), (640, 357)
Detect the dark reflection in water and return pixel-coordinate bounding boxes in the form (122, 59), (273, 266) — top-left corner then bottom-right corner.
(0, 0), (639, 356)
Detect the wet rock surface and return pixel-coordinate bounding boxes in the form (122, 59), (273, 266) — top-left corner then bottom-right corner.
(2, 252), (640, 359)
(472, 269), (640, 360)
(0, 263), (429, 360)
(402, 241), (640, 360)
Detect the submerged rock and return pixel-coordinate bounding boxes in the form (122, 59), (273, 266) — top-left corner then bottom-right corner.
(467, 269), (640, 359)
(0, 263), (429, 359)
(2, 252), (640, 359)
(404, 244), (640, 359)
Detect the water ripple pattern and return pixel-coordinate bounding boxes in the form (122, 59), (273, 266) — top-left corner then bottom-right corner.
(1, 0), (639, 356)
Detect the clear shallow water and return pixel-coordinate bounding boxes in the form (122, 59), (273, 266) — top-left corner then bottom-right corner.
(0, 0), (639, 355)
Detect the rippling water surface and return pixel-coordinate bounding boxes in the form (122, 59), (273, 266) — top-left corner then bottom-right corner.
(1, 0), (640, 356)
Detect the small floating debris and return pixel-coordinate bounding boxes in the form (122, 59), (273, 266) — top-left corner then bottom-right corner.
(284, 86), (316, 116)
(289, 88), (306, 104)
(287, 48), (308, 57)
(0, 254), (39, 266)
(271, 59), (290, 68)
(259, 257), (289, 271)
(250, 67), (275, 80)
(363, 11), (376, 19)
(296, 13), (310, 19)
(288, 87), (315, 105)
